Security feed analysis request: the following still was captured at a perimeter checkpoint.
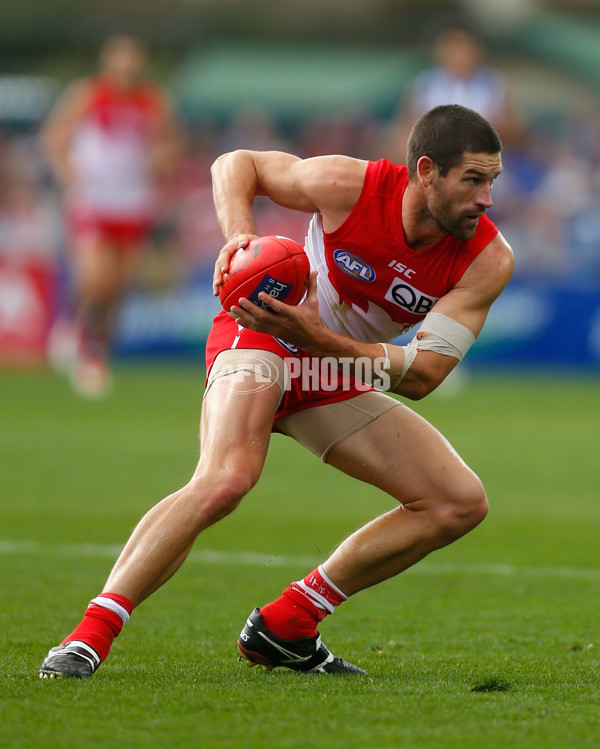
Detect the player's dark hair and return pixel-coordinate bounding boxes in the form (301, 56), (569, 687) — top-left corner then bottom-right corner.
(406, 104), (502, 178)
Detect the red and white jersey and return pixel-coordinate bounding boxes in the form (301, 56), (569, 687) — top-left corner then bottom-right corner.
(304, 158), (498, 342)
(68, 76), (162, 219)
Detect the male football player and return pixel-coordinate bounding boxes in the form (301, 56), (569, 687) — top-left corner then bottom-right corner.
(43, 35), (181, 397)
(40, 105), (512, 677)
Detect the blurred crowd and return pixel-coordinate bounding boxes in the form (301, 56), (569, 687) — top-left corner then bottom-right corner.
(2, 28), (600, 288)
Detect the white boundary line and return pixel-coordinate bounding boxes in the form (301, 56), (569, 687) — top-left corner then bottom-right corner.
(1, 539), (599, 582)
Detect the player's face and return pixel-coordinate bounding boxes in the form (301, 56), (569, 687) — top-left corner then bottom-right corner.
(428, 152), (502, 240)
(101, 40), (146, 89)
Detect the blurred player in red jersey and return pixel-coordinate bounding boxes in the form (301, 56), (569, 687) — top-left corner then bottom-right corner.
(43, 35), (182, 397)
(39, 105), (514, 678)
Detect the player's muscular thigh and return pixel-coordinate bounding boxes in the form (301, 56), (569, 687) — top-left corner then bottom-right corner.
(326, 402), (476, 503)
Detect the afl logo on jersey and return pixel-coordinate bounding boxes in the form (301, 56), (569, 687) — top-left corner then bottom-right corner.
(333, 250), (376, 282)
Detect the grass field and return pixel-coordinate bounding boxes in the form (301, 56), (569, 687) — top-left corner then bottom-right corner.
(1, 366), (599, 748)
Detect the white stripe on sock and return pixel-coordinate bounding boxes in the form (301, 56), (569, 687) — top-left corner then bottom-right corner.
(294, 580), (335, 614)
(318, 565), (348, 600)
(88, 596), (130, 625)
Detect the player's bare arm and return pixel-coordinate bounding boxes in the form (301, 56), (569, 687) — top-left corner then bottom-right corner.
(150, 93), (184, 179)
(41, 80), (90, 188)
(211, 150), (367, 294)
(232, 232), (513, 400)
(430, 231), (514, 338)
(398, 231), (514, 396)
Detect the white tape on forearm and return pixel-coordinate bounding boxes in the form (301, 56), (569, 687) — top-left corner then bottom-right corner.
(379, 340), (417, 388)
(416, 311), (476, 361)
(379, 342), (390, 371)
(401, 338), (418, 377)
(379, 313), (475, 389)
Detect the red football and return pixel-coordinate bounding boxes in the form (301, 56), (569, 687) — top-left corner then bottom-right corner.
(219, 235), (310, 313)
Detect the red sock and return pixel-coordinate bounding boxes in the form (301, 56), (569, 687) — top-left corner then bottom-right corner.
(260, 566), (347, 640)
(62, 593), (133, 662)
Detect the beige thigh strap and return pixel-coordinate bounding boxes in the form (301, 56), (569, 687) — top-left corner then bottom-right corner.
(205, 349), (286, 398)
(277, 390), (400, 462)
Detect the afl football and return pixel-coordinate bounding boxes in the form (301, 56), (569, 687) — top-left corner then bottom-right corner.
(219, 235), (310, 313)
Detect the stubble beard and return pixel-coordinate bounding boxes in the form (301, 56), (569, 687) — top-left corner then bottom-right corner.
(428, 193), (479, 241)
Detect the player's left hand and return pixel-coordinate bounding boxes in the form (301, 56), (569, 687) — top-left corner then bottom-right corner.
(212, 233), (259, 296)
(230, 271), (325, 350)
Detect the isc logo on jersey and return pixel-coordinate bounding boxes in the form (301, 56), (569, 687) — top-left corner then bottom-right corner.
(333, 250), (375, 281)
(385, 278), (439, 315)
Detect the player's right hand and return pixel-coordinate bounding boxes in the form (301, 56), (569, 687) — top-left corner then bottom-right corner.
(212, 234), (259, 296)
